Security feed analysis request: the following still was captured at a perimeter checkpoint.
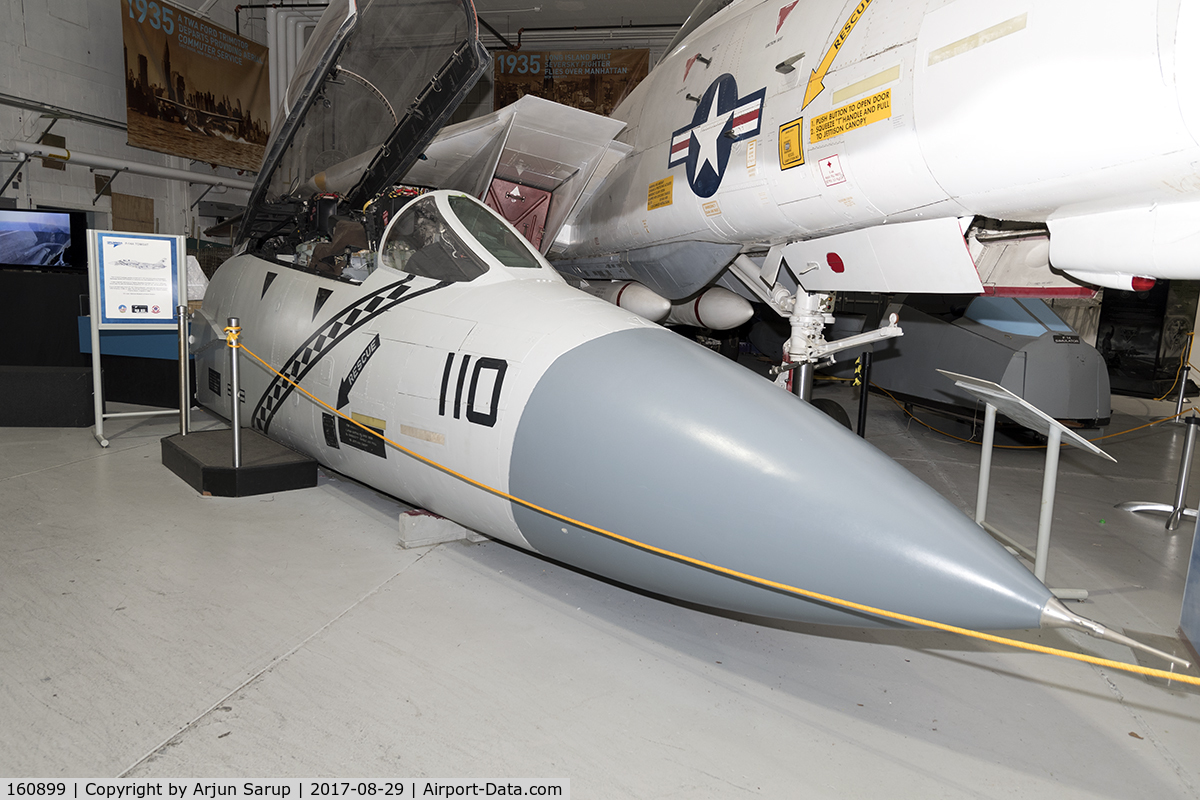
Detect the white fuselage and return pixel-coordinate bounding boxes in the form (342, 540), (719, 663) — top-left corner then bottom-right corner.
(560, 0), (1200, 280)
(196, 252), (658, 549)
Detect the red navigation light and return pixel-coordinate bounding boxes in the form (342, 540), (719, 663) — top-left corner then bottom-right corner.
(827, 252), (845, 273)
(1131, 276), (1156, 292)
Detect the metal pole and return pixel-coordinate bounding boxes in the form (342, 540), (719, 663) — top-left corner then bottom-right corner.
(793, 362), (814, 402)
(1169, 416), (1200, 531)
(1034, 426), (1063, 583)
(856, 350), (872, 438)
(177, 305), (190, 436)
(975, 403), (997, 526)
(1175, 365), (1192, 423)
(228, 317), (242, 469)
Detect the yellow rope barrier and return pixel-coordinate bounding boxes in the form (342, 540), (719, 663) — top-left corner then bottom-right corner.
(234, 340), (1200, 687)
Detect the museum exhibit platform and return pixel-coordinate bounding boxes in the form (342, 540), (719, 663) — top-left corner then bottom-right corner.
(161, 427), (317, 497)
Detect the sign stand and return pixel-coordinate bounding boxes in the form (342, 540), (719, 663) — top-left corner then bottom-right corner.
(86, 230), (188, 447)
(1116, 416), (1200, 530)
(937, 370), (1116, 601)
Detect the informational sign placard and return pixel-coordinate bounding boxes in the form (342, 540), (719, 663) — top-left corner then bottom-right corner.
(88, 231), (186, 329)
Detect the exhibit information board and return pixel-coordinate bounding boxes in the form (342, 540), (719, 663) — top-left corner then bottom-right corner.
(86, 230), (188, 447)
(88, 231), (185, 329)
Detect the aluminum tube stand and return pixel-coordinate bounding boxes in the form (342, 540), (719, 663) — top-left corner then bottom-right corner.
(1173, 365), (1192, 424)
(1117, 415), (1200, 531)
(177, 305), (190, 436)
(942, 370), (1116, 602)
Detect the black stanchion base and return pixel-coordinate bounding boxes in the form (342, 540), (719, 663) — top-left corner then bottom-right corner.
(161, 429), (318, 497)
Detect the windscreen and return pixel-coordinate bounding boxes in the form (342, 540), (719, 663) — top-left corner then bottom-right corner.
(449, 195), (543, 269)
(378, 195), (488, 282)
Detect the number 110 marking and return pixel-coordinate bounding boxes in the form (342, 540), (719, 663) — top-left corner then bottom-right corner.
(439, 353), (508, 428)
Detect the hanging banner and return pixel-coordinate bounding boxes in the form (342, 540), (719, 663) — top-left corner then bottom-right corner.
(120, 0), (270, 171)
(493, 49), (650, 116)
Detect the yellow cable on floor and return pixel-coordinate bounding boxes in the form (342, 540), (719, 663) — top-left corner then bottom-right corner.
(236, 341), (1200, 688)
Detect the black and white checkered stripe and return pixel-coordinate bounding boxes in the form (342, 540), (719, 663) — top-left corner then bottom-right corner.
(252, 276), (450, 434)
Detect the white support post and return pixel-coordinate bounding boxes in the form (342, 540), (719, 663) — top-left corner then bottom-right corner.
(1034, 426), (1063, 583)
(975, 403), (997, 525)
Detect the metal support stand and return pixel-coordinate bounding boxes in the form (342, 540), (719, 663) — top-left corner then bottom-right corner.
(972, 404), (1086, 599)
(1117, 416), (1200, 531)
(190, 184), (216, 210)
(855, 350), (872, 438)
(0, 155), (24, 195)
(92, 168), (126, 205)
(1174, 365), (1193, 424)
(943, 370), (1115, 601)
(177, 305), (190, 436)
(227, 317), (242, 469)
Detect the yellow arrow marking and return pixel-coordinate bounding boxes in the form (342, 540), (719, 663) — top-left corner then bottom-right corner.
(802, 0), (873, 111)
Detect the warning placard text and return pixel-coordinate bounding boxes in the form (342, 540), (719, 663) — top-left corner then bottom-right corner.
(810, 89), (891, 143)
(648, 176), (674, 210)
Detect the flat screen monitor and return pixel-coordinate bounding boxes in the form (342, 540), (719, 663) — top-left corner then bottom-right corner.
(0, 208), (88, 271)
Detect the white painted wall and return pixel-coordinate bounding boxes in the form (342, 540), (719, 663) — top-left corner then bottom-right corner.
(0, 0), (261, 234)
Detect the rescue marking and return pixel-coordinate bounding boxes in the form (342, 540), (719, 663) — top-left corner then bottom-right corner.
(337, 333), (381, 409)
(810, 88), (891, 143)
(251, 276), (451, 434)
(779, 117), (805, 169)
(803, 0), (873, 110)
(703, 200), (722, 217)
(929, 13), (1028, 66)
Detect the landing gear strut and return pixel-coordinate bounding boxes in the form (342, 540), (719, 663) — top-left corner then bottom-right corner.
(770, 287), (902, 400)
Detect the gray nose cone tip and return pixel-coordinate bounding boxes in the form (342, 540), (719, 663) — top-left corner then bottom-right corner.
(509, 327), (1054, 630)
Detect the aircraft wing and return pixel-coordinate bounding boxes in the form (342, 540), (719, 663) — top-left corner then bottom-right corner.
(404, 95), (627, 254)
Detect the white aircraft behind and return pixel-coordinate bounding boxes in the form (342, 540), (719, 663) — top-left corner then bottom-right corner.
(406, 0), (1200, 393)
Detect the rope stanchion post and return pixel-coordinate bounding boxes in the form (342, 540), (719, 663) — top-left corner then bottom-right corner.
(1118, 415), (1200, 530)
(226, 317), (242, 469)
(177, 305), (190, 436)
(1174, 364), (1192, 424)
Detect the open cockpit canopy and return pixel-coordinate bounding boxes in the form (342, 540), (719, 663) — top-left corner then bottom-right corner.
(237, 0), (489, 245)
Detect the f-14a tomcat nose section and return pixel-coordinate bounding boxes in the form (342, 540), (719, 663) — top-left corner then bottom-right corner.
(509, 326), (1052, 630)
